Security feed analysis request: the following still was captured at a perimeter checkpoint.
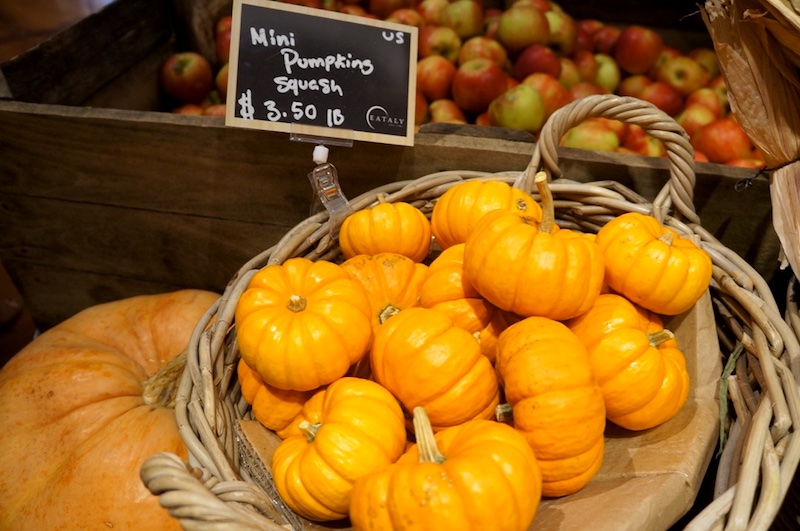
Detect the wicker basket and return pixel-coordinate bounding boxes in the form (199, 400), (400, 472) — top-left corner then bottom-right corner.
(140, 94), (800, 531)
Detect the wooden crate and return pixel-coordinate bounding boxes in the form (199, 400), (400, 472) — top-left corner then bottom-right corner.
(0, 0), (781, 330)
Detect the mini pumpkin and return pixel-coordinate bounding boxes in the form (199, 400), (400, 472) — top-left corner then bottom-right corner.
(464, 172), (604, 321)
(349, 406), (542, 530)
(594, 211), (712, 315)
(271, 377), (407, 521)
(567, 294), (691, 431)
(370, 306), (500, 431)
(431, 179), (542, 249)
(496, 315), (606, 497)
(339, 199), (432, 262)
(237, 358), (316, 439)
(419, 243), (509, 362)
(235, 257), (373, 391)
(340, 252), (428, 327)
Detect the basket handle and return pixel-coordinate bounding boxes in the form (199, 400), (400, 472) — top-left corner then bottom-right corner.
(521, 94), (699, 225)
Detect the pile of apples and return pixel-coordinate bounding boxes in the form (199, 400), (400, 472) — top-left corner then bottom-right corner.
(157, 0), (764, 168)
(159, 16), (233, 117)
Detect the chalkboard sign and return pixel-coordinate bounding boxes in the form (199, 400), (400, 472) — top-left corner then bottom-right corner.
(225, 0), (418, 147)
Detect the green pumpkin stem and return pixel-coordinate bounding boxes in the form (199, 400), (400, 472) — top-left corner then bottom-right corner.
(287, 294), (307, 312)
(495, 402), (514, 423)
(378, 304), (401, 324)
(649, 329), (676, 347)
(534, 171), (555, 234)
(412, 407), (446, 465)
(298, 420), (321, 443)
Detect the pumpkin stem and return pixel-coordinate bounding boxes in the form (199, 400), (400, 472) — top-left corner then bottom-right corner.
(534, 171), (555, 234)
(299, 420), (322, 443)
(658, 231), (675, 246)
(287, 294), (307, 312)
(142, 348), (188, 409)
(649, 329), (676, 347)
(378, 304), (401, 324)
(495, 402), (514, 424)
(412, 407), (446, 464)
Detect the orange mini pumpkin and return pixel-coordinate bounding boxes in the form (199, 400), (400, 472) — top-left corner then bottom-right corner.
(235, 257), (373, 391)
(464, 173), (604, 321)
(419, 243), (509, 362)
(340, 252), (428, 327)
(339, 199), (432, 262)
(496, 316), (606, 497)
(594, 211), (712, 315)
(271, 377), (407, 521)
(237, 358), (315, 439)
(370, 307), (500, 431)
(567, 294), (691, 431)
(349, 407), (542, 530)
(431, 179), (542, 250)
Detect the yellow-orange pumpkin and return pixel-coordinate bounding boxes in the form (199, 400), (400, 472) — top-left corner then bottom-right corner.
(339, 200), (432, 262)
(567, 294), (691, 430)
(431, 179), (542, 249)
(496, 315), (606, 497)
(370, 307), (500, 431)
(349, 407), (542, 530)
(0, 289), (219, 530)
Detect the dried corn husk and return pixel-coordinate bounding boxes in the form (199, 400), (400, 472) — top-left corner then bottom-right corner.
(702, 0), (800, 276)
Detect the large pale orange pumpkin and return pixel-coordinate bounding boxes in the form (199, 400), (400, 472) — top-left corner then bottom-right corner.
(0, 289), (219, 530)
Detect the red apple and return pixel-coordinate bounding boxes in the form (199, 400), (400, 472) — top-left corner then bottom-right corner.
(215, 16), (233, 66)
(637, 81), (683, 116)
(368, 0), (407, 19)
(159, 51), (214, 104)
(588, 117), (628, 141)
(495, 5), (550, 55)
(592, 25), (621, 55)
(415, 89), (430, 126)
(418, 26), (462, 62)
(452, 58), (509, 114)
(561, 119), (620, 151)
(655, 56), (711, 97)
(386, 8), (424, 27)
(622, 124), (666, 157)
(558, 57), (581, 88)
(203, 104), (227, 117)
(429, 98), (468, 123)
(513, 44), (561, 80)
(483, 10), (502, 39)
(689, 47), (720, 78)
(685, 87), (725, 118)
(457, 36), (509, 68)
(442, 0), (485, 40)
(416, 55), (457, 101)
(613, 25), (663, 75)
(575, 19), (604, 53)
(475, 110), (491, 126)
(488, 83), (546, 133)
(694, 149), (710, 163)
(726, 157), (766, 169)
(172, 103), (205, 115)
(340, 4), (369, 16)
(617, 74), (652, 98)
(572, 50), (598, 82)
(521, 72), (570, 119)
(215, 62), (229, 101)
(647, 45), (682, 78)
(544, 9), (578, 56)
(416, 0), (448, 26)
(593, 53), (620, 93)
(690, 117), (753, 163)
(567, 81), (605, 101)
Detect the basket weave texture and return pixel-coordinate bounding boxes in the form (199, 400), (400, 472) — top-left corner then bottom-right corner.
(140, 94), (800, 531)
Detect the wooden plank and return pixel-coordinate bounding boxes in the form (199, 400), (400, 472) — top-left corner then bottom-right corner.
(0, 0), (173, 105)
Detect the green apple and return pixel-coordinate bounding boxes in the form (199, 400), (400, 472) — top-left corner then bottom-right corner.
(488, 84), (546, 133)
